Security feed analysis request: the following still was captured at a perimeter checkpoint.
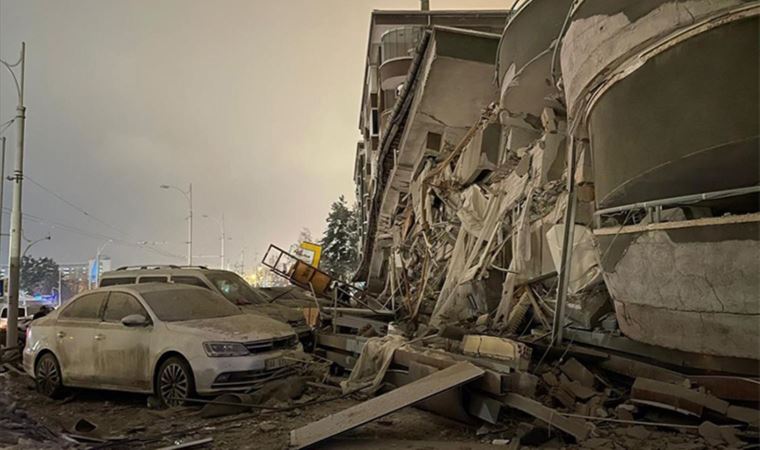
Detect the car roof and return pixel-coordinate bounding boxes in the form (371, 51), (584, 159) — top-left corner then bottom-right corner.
(89, 282), (209, 295)
(100, 266), (234, 278)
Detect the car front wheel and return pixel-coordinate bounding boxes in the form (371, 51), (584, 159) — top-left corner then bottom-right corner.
(156, 356), (195, 408)
(35, 353), (64, 398)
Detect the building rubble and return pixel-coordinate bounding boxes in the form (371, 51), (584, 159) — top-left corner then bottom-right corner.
(288, 1), (760, 448)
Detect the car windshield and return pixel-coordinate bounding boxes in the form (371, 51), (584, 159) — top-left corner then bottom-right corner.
(141, 287), (242, 322)
(206, 272), (266, 306)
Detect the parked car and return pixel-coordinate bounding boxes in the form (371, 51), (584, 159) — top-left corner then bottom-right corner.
(1, 302), (52, 349)
(23, 283), (303, 407)
(99, 266), (313, 347)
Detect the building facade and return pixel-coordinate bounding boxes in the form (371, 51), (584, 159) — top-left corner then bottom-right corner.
(352, 2), (759, 363)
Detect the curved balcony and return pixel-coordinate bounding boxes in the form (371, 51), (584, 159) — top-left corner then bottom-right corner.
(561, 0), (745, 120)
(380, 27), (424, 64)
(379, 27), (422, 95)
(496, 0), (573, 117)
(379, 57), (412, 92)
(587, 7), (759, 359)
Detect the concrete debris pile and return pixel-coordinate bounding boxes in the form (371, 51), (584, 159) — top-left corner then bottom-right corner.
(0, 368), (74, 449)
(308, 332), (760, 448)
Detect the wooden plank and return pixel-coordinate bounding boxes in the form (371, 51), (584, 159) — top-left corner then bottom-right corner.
(290, 362), (485, 449)
(502, 393), (589, 442)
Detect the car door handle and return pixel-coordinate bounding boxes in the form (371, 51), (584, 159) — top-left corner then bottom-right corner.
(94, 334), (105, 341)
(56, 331), (65, 338)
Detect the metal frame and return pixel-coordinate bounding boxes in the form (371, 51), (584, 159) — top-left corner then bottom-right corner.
(594, 186), (760, 227)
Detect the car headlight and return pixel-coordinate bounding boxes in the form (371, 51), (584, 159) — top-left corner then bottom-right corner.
(202, 342), (250, 357)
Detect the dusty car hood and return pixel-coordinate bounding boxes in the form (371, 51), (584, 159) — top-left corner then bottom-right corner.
(240, 303), (304, 323)
(164, 314), (294, 342)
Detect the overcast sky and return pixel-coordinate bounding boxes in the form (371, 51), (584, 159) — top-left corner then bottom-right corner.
(0, 0), (506, 270)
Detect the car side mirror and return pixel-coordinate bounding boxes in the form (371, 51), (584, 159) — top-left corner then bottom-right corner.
(121, 314), (149, 327)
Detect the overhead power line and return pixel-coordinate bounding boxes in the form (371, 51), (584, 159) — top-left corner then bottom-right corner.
(0, 207), (184, 260)
(25, 175), (131, 237)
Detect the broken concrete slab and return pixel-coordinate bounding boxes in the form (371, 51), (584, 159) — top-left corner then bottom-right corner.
(408, 361), (474, 424)
(541, 372), (559, 387)
(467, 391), (502, 425)
(503, 372), (538, 397)
(560, 358), (595, 388)
(726, 404), (760, 426)
(631, 377), (730, 417)
(501, 393), (589, 442)
(290, 362), (485, 449)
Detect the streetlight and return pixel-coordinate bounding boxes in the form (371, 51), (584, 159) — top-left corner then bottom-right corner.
(1, 42), (26, 350)
(22, 235), (51, 258)
(202, 213), (227, 270)
(160, 183), (193, 265)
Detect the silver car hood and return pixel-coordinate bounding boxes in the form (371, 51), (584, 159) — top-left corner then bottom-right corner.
(164, 314), (294, 342)
(240, 303), (303, 323)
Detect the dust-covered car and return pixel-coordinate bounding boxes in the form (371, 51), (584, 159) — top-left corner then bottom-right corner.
(99, 266), (313, 345)
(23, 283), (303, 407)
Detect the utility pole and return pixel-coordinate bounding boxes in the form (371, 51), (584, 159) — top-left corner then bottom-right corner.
(0, 137), (6, 258)
(188, 183), (193, 266)
(3, 43), (25, 351)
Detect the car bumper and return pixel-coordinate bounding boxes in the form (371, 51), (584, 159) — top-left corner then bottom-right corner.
(189, 347), (306, 394)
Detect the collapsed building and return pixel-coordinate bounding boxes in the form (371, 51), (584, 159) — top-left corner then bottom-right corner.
(353, 1), (759, 369)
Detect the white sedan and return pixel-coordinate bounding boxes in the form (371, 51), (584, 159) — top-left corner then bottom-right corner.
(23, 283), (303, 407)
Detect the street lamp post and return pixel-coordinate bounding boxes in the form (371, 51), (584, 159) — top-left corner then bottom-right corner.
(22, 235), (51, 258)
(160, 183), (193, 265)
(2, 42), (26, 350)
(202, 213), (226, 270)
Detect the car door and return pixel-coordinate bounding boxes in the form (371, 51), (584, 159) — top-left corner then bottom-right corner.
(95, 291), (154, 391)
(54, 292), (107, 385)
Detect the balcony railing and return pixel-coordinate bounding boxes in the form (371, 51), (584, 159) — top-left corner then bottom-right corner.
(380, 27), (424, 64)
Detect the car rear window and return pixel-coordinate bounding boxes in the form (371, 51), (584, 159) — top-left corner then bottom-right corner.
(100, 277), (136, 287)
(141, 288), (241, 322)
(139, 276), (168, 283)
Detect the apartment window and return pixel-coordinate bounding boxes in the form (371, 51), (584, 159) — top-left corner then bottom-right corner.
(426, 132), (442, 152)
(371, 108), (379, 137)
